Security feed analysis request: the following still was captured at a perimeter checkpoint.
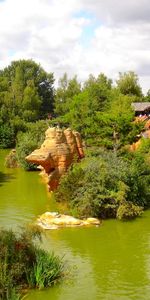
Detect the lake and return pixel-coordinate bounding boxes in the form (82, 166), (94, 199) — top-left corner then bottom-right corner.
(0, 149), (150, 300)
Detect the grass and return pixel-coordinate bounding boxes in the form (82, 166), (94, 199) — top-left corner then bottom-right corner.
(0, 227), (64, 299)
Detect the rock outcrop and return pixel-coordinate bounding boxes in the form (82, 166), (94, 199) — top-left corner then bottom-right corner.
(26, 127), (84, 190)
(37, 212), (100, 229)
(130, 117), (150, 151)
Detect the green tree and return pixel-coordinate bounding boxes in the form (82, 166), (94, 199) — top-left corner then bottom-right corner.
(54, 73), (81, 115)
(0, 59), (54, 147)
(23, 80), (41, 121)
(55, 73), (112, 143)
(0, 59), (54, 120)
(96, 90), (140, 149)
(116, 71), (143, 97)
(83, 73), (112, 111)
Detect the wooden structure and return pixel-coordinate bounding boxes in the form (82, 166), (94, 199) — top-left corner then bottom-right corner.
(132, 102), (150, 116)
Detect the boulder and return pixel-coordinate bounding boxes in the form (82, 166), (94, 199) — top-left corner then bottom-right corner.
(26, 127), (84, 190)
(37, 212), (100, 229)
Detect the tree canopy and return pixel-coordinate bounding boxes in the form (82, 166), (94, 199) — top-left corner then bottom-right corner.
(116, 71), (143, 98)
(0, 59), (54, 147)
(0, 59), (54, 123)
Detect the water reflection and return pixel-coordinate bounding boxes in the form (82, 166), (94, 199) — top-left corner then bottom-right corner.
(0, 171), (15, 186)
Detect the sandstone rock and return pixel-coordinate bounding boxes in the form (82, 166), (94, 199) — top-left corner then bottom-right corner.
(26, 127), (84, 190)
(86, 218), (101, 225)
(145, 119), (150, 129)
(37, 212), (100, 229)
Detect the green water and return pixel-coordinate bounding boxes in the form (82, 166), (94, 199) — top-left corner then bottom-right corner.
(1, 150), (150, 299)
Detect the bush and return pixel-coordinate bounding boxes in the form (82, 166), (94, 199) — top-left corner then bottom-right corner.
(16, 132), (37, 170)
(137, 138), (150, 154)
(16, 120), (48, 170)
(117, 201), (143, 220)
(55, 150), (150, 220)
(5, 150), (18, 168)
(0, 227), (64, 299)
(0, 124), (15, 148)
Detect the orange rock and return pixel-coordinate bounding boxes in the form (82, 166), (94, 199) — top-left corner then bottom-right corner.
(73, 131), (85, 158)
(145, 119), (150, 129)
(130, 139), (142, 151)
(26, 127), (84, 191)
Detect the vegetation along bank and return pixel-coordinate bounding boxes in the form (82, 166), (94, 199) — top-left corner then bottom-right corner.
(1, 59), (150, 221)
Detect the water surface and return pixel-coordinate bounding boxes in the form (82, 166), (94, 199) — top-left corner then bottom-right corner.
(0, 149), (150, 300)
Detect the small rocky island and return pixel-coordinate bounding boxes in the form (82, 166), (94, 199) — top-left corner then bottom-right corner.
(26, 127), (84, 190)
(37, 212), (100, 229)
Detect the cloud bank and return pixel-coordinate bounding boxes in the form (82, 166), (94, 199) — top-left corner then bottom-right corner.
(0, 0), (150, 92)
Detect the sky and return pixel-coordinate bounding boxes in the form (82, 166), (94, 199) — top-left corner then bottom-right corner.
(0, 0), (150, 92)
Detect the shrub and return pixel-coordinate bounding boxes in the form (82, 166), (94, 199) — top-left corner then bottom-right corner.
(117, 201), (143, 220)
(0, 227), (64, 299)
(137, 138), (150, 154)
(16, 120), (48, 170)
(16, 132), (37, 170)
(55, 150), (150, 220)
(5, 150), (18, 168)
(0, 124), (15, 148)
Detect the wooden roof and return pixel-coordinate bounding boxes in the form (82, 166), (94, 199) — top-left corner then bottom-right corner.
(132, 102), (150, 112)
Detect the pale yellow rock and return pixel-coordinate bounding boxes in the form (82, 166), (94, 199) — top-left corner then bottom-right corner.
(53, 218), (67, 226)
(37, 212), (100, 229)
(86, 218), (100, 225)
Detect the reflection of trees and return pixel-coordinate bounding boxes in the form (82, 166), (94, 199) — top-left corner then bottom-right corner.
(0, 171), (15, 186)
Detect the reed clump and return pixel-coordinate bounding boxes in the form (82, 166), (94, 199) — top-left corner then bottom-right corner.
(0, 227), (64, 299)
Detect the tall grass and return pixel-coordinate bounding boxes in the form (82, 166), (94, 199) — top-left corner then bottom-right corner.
(0, 228), (64, 299)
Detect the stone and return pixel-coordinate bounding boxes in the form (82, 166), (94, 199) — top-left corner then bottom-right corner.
(86, 218), (101, 225)
(37, 212), (100, 229)
(130, 117), (150, 151)
(26, 127), (84, 191)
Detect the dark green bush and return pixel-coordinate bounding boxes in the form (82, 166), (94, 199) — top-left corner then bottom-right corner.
(0, 124), (15, 148)
(55, 150), (150, 220)
(16, 132), (37, 170)
(16, 120), (48, 170)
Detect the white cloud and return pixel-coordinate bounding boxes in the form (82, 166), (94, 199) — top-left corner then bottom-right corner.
(0, 0), (150, 93)
(83, 0), (150, 24)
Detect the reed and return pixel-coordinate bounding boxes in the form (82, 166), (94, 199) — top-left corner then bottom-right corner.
(0, 228), (64, 299)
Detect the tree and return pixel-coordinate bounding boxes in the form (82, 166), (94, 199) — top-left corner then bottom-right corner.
(0, 59), (54, 120)
(116, 71), (143, 97)
(54, 73), (112, 144)
(83, 73), (112, 111)
(0, 59), (54, 147)
(95, 89), (141, 149)
(143, 89), (150, 102)
(54, 73), (81, 115)
(22, 80), (41, 121)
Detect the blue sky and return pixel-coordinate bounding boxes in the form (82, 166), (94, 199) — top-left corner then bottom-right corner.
(76, 11), (101, 47)
(0, 0), (150, 93)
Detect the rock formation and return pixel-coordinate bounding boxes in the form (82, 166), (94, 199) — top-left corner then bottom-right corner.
(37, 212), (100, 229)
(130, 118), (150, 151)
(26, 127), (84, 191)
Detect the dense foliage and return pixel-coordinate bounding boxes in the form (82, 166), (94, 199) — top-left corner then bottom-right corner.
(0, 59), (54, 148)
(16, 120), (48, 170)
(55, 151), (150, 220)
(54, 72), (143, 148)
(0, 227), (64, 299)
(1, 60), (150, 220)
